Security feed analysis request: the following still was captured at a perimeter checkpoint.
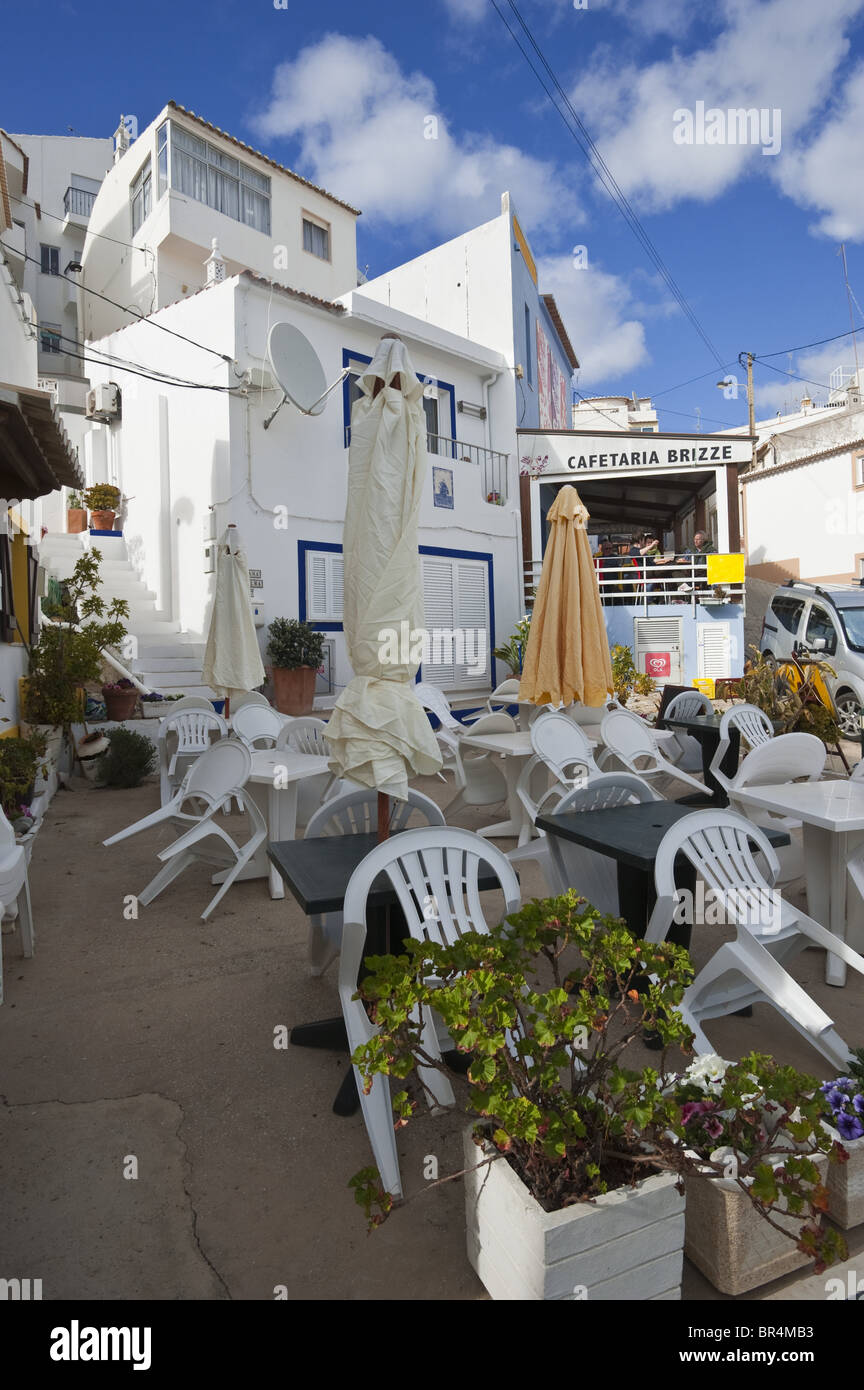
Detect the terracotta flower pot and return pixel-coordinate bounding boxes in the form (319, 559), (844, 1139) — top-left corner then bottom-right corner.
(67, 508), (87, 534)
(102, 687), (139, 721)
(271, 665), (316, 716)
(90, 509), (116, 531)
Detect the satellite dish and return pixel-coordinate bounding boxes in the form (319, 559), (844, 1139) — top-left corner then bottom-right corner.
(263, 322), (347, 430)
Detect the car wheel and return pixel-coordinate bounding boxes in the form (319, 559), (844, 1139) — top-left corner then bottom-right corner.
(834, 692), (863, 738)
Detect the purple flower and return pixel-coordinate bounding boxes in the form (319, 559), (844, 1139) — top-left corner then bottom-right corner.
(680, 1101), (707, 1124)
(703, 1116), (724, 1140)
(825, 1087), (849, 1111)
(853, 1094), (864, 1116)
(836, 1113), (864, 1142)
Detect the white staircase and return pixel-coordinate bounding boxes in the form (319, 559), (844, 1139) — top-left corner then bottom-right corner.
(38, 533), (217, 700)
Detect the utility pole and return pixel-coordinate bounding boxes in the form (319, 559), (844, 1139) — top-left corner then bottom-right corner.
(739, 351), (756, 467)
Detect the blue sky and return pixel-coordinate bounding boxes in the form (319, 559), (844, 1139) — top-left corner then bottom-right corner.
(7, 0), (864, 432)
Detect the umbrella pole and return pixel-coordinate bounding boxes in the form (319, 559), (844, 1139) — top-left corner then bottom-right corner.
(377, 791), (390, 843)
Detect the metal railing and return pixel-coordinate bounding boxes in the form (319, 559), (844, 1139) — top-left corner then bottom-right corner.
(63, 186), (97, 219)
(523, 554), (745, 613)
(426, 432), (509, 505)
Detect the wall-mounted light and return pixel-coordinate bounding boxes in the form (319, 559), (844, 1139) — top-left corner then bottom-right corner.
(64, 260), (83, 273)
(457, 400), (487, 420)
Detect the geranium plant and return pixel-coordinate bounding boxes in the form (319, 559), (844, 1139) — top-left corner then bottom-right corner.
(348, 891), (846, 1271)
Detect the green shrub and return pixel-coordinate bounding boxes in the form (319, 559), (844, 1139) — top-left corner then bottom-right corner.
(97, 728), (156, 788)
(266, 617), (325, 671)
(84, 484), (121, 511)
(0, 735), (46, 816)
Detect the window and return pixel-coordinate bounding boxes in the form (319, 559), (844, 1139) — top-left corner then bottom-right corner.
(423, 394), (439, 451)
(770, 596), (804, 635)
(420, 553), (490, 691)
(157, 122), (169, 199)
(130, 157), (152, 235)
(39, 323), (62, 354)
(302, 545), (344, 624)
(168, 121), (271, 234)
(524, 304), (533, 385)
(40, 245), (59, 275)
(0, 536), (15, 643)
(302, 214), (330, 260)
(855, 453), (864, 489)
(804, 605), (838, 656)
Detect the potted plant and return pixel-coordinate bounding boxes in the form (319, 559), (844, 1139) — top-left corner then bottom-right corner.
(0, 734), (47, 818)
(266, 618), (325, 716)
(610, 643), (656, 706)
(486, 491), (503, 506)
(349, 892), (845, 1300)
(736, 646), (840, 744)
(84, 483), (121, 531)
(21, 551), (129, 763)
(76, 730), (110, 781)
(818, 1049), (864, 1229)
(101, 677), (139, 722)
(492, 615), (531, 677)
(140, 691), (169, 719)
(669, 1052), (842, 1293)
(96, 727), (157, 787)
(66, 491), (86, 534)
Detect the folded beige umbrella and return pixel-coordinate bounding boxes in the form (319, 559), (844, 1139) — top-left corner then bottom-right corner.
(519, 484), (613, 708)
(201, 525), (265, 709)
(326, 335), (443, 805)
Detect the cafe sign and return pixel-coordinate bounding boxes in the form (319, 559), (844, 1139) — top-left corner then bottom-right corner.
(517, 431), (754, 477)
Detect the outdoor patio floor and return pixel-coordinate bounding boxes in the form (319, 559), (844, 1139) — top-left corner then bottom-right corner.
(2, 772), (863, 1302)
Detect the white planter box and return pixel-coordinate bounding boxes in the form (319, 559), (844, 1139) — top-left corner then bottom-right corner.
(824, 1126), (864, 1230)
(463, 1130), (684, 1301)
(141, 704), (165, 719)
(684, 1154), (829, 1295)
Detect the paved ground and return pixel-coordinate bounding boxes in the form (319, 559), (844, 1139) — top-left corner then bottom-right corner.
(1, 771), (862, 1301)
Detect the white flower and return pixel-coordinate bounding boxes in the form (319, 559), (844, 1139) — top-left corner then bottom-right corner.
(686, 1054), (729, 1092)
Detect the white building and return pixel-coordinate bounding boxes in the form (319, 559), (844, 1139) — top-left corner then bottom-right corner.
(77, 263), (518, 699)
(741, 371), (864, 585)
(0, 132), (84, 729)
(571, 394), (658, 434)
(6, 130), (113, 528)
(80, 104), (361, 343)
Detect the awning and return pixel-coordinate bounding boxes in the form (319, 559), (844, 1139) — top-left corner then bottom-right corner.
(0, 382), (84, 498)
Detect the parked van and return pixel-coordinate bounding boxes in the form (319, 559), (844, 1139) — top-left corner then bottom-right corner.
(760, 581), (864, 736)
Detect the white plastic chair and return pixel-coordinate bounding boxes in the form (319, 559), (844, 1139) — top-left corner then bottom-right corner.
(233, 703), (289, 749)
(707, 704), (774, 794)
(446, 711), (516, 817)
(0, 806), (34, 1006)
(530, 710), (603, 789)
(412, 681), (471, 783)
(231, 691), (270, 712)
(275, 716), (333, 823)
(599, 707), (705, 797)
(158, 708), (227, 804)
(303, 788), (446, 977)
(103, 739), (265, 921)
(645, 810), (864, 1070)
(160, 696), (214, 715)
(338, 826), (521, 1197)
(504, 754), (566, 888)
(660, 689), (714, 772)
(850, 759), (864, 781)
(543, 773), (661, 915)
(486, 678), (521, 716)
(725, 732), (826, 885)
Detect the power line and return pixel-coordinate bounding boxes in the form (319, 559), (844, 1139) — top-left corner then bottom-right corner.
(757, 322), (864, 359)
(754, 360), (830, 392)
(491, 0), (726, 369)
(8, 192), (154, 258)
(10, 247), (234, 365)
(38, 328), (245, 393)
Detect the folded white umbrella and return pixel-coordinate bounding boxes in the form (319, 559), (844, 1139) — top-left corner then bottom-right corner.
(326, 336), (442, 802)
(201, 526), (265, 702)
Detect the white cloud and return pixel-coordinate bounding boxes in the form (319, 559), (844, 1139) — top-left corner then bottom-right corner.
(538, 253), (649, 384)
(441, 0), (487, 21)
(569, 0), (864, 211)
(251, 34), (581, 239)
(776, 63), (864, 239)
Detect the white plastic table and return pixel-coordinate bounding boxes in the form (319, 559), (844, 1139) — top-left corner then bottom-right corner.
(458, 729), (598, 840)
(213, 749), (330, 900)
(730, 780), (864, 987)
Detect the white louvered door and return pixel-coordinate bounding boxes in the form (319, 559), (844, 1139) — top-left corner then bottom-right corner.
(421, 555), (490, 691)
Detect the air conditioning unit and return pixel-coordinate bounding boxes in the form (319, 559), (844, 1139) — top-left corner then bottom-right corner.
(633, 617), (683, 685)
(85, 382), (121, 420)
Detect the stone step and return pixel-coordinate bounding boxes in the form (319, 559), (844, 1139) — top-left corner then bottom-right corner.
(136, 642), (206, 660)
(125, 619), (181, 636)
(135, 665), (204, 683)
(130, 655), (203, 673)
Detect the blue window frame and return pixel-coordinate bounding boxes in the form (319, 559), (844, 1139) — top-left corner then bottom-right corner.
(341, 349), (457, 448)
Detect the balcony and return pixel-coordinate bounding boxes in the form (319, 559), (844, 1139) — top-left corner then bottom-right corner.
(426, 433), (509, 505)
(63, 186), (97, 224)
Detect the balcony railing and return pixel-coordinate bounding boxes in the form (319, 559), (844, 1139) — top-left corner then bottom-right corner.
(426, 432), (509, 505)
(63, 186), (97, 219)
(524, 555), (745, 613)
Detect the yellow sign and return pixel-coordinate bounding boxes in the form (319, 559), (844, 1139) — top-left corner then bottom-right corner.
(706, 553), (745, 584)
(692, 677), (716, 699)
